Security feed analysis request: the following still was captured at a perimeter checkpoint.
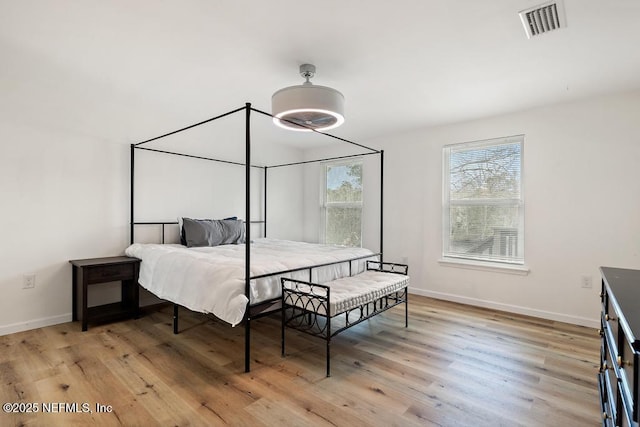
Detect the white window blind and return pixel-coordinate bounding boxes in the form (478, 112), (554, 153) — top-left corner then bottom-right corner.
(323, 160), (363, 247)
(443, 135), (524, 264)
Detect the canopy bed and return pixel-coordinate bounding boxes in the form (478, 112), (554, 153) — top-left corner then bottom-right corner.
(128, 103), (384, 372)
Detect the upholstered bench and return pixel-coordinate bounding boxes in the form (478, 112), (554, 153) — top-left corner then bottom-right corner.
(281, 260), (409, 376)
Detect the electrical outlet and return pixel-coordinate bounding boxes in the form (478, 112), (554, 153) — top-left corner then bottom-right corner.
(23, 274), (35, 289)
(581, 275), (592, 289)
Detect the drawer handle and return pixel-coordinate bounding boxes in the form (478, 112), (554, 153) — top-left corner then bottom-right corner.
(605, 314), (616, 322)
(597, 328), (604, 337)
(602, 411), (610, 420)
(617, 355), (631, 367)
(600, 362), (610, 373)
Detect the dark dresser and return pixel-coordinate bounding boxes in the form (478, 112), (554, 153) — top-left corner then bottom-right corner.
(599, 267), (640, 426)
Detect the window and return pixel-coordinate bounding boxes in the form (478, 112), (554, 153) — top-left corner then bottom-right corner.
(322, 160), (363, 247)
(443, 135), (524, 265)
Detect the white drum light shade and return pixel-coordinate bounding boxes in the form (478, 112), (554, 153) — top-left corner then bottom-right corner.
(272, 64), (345, 132)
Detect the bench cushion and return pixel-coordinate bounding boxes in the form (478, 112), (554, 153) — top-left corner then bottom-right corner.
(286, 271), (409, 317)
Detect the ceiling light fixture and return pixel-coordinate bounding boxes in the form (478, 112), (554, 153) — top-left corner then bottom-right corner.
(272, 64), (345, 132)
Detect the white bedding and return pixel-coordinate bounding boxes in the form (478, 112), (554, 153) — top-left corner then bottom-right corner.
(125, 238), (376, 326)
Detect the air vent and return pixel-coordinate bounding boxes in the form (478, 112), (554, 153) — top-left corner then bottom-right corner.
(519, 0), (566, 39)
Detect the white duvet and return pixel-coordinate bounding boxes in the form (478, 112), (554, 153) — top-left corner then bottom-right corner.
(125, 238), (376, 326)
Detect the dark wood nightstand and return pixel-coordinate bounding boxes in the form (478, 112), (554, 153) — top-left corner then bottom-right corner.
(69, 256), (140, 331)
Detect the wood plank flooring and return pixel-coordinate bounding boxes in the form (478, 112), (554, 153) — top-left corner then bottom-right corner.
(0, 295), (601, 426)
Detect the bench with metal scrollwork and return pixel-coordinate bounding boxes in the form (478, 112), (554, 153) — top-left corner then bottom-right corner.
(281, 260), (409, 376)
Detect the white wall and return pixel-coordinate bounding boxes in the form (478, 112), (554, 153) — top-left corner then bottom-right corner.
(0, 119), (130, 334)
(264, 164), (306, 241)
(362, 90), (640, 327)
(133, 141), (304, 242)
(0, 113), (305, 335)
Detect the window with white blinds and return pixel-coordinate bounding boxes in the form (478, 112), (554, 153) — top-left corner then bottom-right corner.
(443, 135), (524, 265)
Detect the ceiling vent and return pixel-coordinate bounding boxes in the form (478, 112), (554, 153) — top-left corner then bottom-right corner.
(519, 0), (566, 39)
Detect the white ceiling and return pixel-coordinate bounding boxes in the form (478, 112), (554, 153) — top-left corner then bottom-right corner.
(1, 0), (639, 148)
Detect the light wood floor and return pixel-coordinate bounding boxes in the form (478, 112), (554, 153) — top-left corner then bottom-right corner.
(0, 295), (600, 427)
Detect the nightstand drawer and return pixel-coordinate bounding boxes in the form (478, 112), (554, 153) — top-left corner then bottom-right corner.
(87, 263), (135, 284)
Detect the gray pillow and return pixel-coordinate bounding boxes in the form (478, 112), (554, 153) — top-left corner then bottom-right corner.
(182, 218), (245, 248)
(179, 216), (237, 246)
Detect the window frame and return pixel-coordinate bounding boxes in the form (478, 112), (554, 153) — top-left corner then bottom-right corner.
(320, 158), (364, 247)
(442, 135), (526, 270)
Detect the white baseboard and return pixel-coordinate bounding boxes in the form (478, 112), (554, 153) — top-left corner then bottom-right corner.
(409, 287), (599, 329)
(0, 289), (599, 335)
(0, 313), (72, 336)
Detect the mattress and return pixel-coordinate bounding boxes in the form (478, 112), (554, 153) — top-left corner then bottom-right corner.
(124, 238), (376, 326)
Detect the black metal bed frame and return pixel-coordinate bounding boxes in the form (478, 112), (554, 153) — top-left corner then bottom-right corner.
(130, 103), (384, 373)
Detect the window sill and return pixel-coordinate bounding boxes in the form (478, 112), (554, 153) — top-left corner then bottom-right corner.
(438, 258), (530, 275)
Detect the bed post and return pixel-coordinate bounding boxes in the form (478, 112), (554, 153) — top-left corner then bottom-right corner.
(264, 166), (268, 238)
(244, 103), (252, 373)
(379, 149), (384, 263)
(130, 144), (135, 244)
